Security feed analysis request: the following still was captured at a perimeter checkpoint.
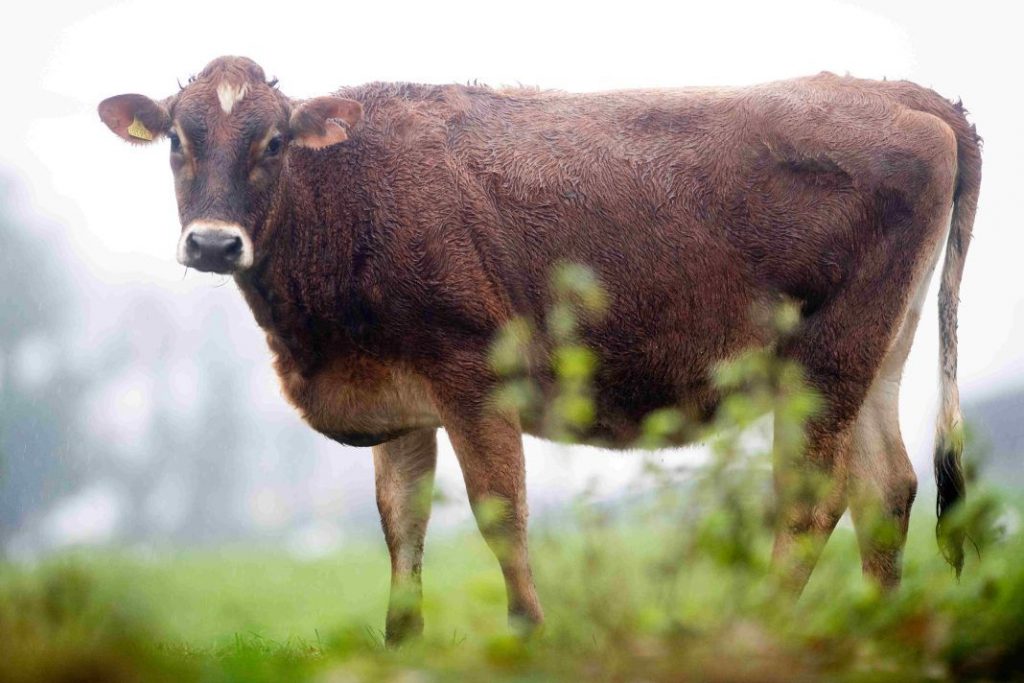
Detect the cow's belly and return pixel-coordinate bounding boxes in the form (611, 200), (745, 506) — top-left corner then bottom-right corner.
(276, 355), (442, 447)
(518, 383), (720, 450)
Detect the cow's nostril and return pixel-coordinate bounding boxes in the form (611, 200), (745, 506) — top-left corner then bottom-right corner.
(185, 231), (202, 257)
(224, 236), (243, 259)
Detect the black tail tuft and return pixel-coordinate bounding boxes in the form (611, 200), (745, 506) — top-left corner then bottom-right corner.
(935, 438), (966, 577)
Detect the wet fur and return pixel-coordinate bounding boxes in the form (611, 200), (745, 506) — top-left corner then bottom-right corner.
(100, 58), (982, 640)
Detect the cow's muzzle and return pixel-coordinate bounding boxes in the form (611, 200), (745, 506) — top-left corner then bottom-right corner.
(177, 220), (254, 274)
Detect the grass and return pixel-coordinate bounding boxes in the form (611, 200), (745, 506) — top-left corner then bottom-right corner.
(2, 485), (1023, 682)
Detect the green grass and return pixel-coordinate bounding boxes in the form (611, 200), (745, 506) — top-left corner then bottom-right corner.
(2, 491), (1023, 682)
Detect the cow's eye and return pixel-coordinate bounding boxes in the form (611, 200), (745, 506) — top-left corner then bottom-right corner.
(168, 131), (181, 153)
(265, 135), (283, 157)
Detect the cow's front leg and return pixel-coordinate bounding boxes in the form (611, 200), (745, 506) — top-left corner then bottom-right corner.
(446, 413), (544, 633)
(373, 428), (438, 646)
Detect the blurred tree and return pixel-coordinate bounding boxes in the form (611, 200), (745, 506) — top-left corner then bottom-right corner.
(0, 174), (307, 553)
(84, 297), (253, 546)
(179, 345), (248, 543)
(0, 179), (87, 548)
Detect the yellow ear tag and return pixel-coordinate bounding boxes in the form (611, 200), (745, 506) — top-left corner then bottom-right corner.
(127, 116), (154, 141)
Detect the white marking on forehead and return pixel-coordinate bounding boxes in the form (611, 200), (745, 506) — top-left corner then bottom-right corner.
(217, 80), (249, 114)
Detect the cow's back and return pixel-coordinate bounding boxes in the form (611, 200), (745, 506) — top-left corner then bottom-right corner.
(281, 75), (962, 445)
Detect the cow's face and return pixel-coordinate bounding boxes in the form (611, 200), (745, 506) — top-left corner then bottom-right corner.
(98, 56), (362, 274)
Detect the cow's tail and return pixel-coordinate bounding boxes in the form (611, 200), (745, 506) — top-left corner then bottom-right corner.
(934, 101), (982, 577)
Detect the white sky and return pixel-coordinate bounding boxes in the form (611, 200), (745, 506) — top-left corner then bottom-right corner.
(2, 0), (1022, 507)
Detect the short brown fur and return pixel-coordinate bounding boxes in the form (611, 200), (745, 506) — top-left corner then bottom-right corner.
(99, 57), (981, 644)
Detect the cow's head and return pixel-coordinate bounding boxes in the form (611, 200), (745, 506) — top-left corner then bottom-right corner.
(98, 56), (362, 274)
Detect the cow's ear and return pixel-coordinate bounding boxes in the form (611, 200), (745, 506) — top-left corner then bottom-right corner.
(289, 97), (363, 150)
(98, 94), (170, 144)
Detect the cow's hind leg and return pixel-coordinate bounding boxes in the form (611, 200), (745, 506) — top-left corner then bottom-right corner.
(773, 277), (925, 594)
(847, 230), (941, 589)
(772, 254), (935, 594)
(772, 229), (936, 594)
(848, 369), (917, 589)
(772, 111), (956, 594)
(770, 262), (909, 594)
(373, 428), (438, 646)
(771, 424), (852, 594)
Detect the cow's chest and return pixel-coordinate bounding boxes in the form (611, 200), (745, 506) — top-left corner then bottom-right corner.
(274, 349), (442, 447)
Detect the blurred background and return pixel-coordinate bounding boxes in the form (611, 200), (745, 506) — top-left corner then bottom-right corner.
(1, 0), (1020, 560)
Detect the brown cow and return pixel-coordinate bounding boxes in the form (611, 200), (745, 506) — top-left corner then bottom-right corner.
(98, 56), (980, 645)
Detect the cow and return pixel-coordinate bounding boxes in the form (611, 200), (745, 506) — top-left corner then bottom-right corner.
(98, 56), (981, 645)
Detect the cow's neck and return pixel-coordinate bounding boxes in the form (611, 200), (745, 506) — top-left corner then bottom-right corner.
(236, 154), (378, 376)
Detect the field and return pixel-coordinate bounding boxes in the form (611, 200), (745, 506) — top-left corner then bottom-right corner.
(2, 485), (1022, 683)
(3, 327), (1019, 682)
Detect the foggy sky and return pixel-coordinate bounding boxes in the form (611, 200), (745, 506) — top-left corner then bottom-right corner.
(3, 0), (1021, 514)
